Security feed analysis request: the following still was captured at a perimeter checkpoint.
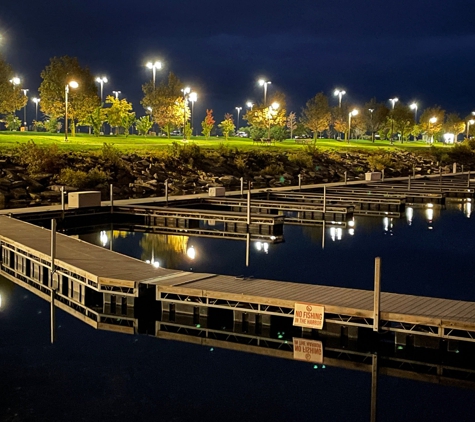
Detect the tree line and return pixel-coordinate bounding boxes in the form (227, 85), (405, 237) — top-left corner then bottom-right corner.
(0, 54), (473, 141)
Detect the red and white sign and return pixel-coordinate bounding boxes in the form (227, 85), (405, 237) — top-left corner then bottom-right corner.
(293, 338), (323, 364)
(293, 303), (324, 329)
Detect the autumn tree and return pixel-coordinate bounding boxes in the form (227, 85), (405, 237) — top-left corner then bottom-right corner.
(300, 93), (331, 140)
(444, 113), (465, 141)
(79, 105), (107, 136)
(420, 106), (445, 143)
(392, 102), (414, 143)
(0, 54), (27, 117)
(136, 115), (153, 136)
(243, 91), (287, 138)
(287, 112), (297, 139)
(201, 109), (215, 139)
(105, 95), (135, 135)
(141, 72), (189, 137)
(39, 56), (99, 136)
(218, 113), (235, 140)
(363, 99), (389, 142)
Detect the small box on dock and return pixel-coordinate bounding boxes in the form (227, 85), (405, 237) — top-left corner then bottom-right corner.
(365, 172), (382, 181)
(68, 191), (101, 208)
(209, 187), (226, 197)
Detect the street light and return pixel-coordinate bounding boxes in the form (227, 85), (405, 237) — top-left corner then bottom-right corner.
(347, 109), (358, 144)
(235, 106), (242, 132)
(389, 98), (398, 143)
(146, 61), (162, 87)
(189, 91), (197, 136)
(21, 89), (29, 127)
(334, 89), (346, 108)
(368, 109), (374, 142)
(410, 102), (418, 122)
(258, 79), (271, 105)
(428, 116), (437, 144)
(95, 77), (108, 102)
(64, 81), (79, 141)
(389, 97), (398, 109)
(32, 97), (40, 124)
(467, 119), (475, 139)
(112, 90), (121, 99)
(246, 101), (254, 110)
(181, 87), (191, 140)
(9, 77), (20, 86)
(266, 102), (279, 139)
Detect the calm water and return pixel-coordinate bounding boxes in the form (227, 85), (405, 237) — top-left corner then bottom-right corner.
(2, 202), (475, 421)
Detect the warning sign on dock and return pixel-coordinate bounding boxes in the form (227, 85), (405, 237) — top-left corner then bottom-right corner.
(293, 338), (323, 364)
(293, 303), (324, 329)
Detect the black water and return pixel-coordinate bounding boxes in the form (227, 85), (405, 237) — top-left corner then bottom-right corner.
(2, 202), (475, 421)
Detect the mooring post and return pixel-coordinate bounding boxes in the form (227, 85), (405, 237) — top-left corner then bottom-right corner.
(412, 165), (416, 178)
(321, 220), (326, 250)
(247, 181), (251, 226)
(373, 257), (381, 332)
(468, 170), (471, 188)
(50, 219), (57, 344)
(408, 174), (411, 190)
(165, 179), (169, 206)
(60, 186), (65, 219)
(453, 162), (457, 174)
(245, 232), (250, 267)
(110, 184), (114, 214)
(240, 177), (244, 196)
(344, 171), (347, 185)
(381, 169), (385, 182)
(298, 174), (301, 191)
(323, 185), (327, 215)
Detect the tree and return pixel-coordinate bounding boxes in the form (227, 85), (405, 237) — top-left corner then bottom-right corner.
(136, 115), (153, 136)
(141, 72), (189, 137)
(363, 99), (389, 142)
(420, 106), (445, 143)
(300, 93), (331, 140)
(0, 54), (27, 117)
(79, 105), (107, 136)
(392, 103), (414, 143)
(243, 91), (287, 137)
(332, 105), (348, 139)
(201, 109), (215, 139)
(444, 113), (465, 142)
(105, 95), (135, 135)
(218, 113), (235, 140)
(39, 56), (99, 136)
(287, 111), (297, 139)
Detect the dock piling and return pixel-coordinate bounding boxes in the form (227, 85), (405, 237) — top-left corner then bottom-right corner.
(373, 257), (381, 332)
(344, 171), (347, 185)
(298, 174), (301, 191)
(165, 179), (169, 206)
(408, 175), (411, 190)
(453, 162), (457, 174)
(247, 182), (251, 226)
(323, 186), (327, 215)
(240, 177), (244, 196)
(110, 184), (114, 214)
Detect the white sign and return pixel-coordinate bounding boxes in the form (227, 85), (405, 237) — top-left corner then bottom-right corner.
(293, 303), (324, 329)
(293, 338), (323, 364)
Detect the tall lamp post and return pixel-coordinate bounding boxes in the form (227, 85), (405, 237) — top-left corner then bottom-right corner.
(347, 109), (358, 144)
(146, 61), (162, 87)
(410, 102), (418, 123)
(467, 119), (475, 139)
(64, 81), (79, 141)
(181, 87), (191, 140)
(334, 89), (346, 108)
(258, 79), (271, 105)
(95, 77), (108, 102)
(389, 97), (398, 143)
(246, 101), (254, 111)
(32, 97), (40, 124)
(21, 89), (29, 127)
(368, 108), (374, 142)
(189, 91), (197, 136)
(112, 90), (121, 99)
(266, 102), (279, 139)
(428, 116), (437, 144)
(235, 106), (242, 132)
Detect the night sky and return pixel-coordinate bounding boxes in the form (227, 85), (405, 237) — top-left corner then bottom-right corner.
(1, 0), (475, 123)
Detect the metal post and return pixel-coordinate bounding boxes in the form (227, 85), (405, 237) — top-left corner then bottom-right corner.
(373, 257), (381, 332)
(453, 162), (457, 174)
(165, 179), (169, 206)
(468, 170), (471, 188)
(323, 186), (326, 214)
(240, 177), (244, 196)
(245, 232), (250, 267)
(298, 174), (301, 191)
(247, 182), (251, 226)
(408, 175), (411, 190)
(61, 186), (65, 219)
(381, 169), (385, 182)
(51, 219), (56, 274)
(412, 165), (415, 178)
(110, 184), (114, 214)
(344, 171), (347, 185)
(50, 219), (57, 344)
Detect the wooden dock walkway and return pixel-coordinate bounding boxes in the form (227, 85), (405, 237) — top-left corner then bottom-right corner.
(2, 216), (475, 346)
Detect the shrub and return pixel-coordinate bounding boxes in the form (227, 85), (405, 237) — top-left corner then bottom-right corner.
(57, 167), (108, 188)
(367, 152), (393, 171)
(14, 140), (62, 173)
(288, 152), (313, 170)
(101, 143), (123, 166)
(260, 163), (284, 176)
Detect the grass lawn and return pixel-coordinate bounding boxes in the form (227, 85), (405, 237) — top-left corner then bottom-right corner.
(0, 131), (451, 154)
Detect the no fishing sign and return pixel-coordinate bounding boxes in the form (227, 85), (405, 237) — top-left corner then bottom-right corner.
(293, 302), (324, 329)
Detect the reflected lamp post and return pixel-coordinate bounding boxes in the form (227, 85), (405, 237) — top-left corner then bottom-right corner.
(146, 61), (162, 87)
(189, 91), (197, 136)
(334, 89), (346, 108)
(95, 76), (108, 102)
(235, 106), (242, 132)
(32, 97), (40, 124)
(347, 109), (358, 144)
(21, 88), (29, 127)
(64, 81), (79, 141)
(112, 90), (121, 99)
(258, 79), (271, 105)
